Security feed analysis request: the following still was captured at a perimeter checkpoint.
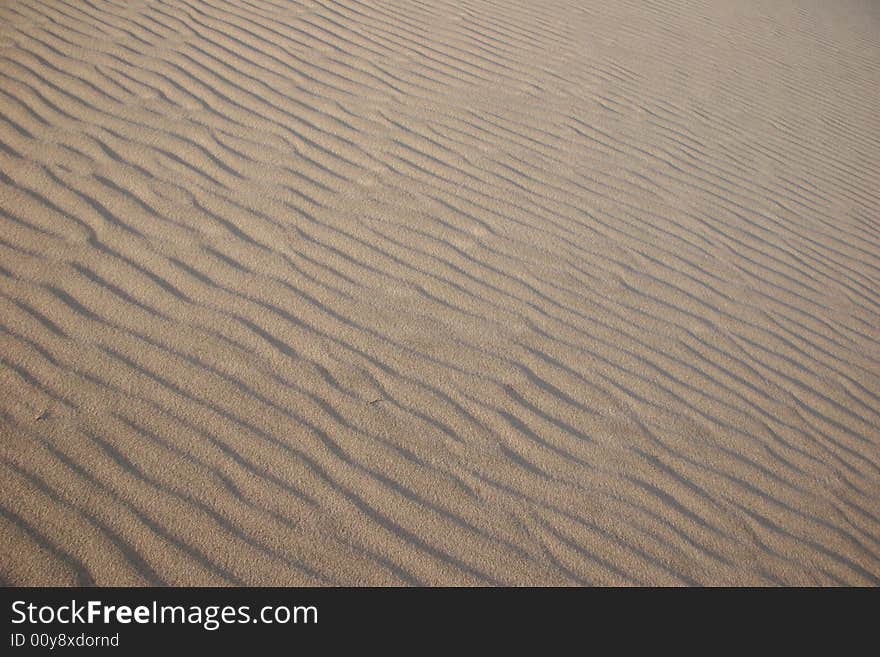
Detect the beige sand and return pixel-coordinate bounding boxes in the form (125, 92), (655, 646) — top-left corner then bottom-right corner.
(0, 0), (878, 586)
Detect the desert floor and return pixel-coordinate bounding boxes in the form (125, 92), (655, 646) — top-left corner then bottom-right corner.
(1, 0), (879, 585)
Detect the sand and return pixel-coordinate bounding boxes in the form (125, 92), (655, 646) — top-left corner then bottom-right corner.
(0, 0), (878, 586)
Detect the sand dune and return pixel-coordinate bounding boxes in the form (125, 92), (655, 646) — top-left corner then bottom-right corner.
(0, 0), (878, 586)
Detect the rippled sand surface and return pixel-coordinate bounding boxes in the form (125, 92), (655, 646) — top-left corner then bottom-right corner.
(1, 0), (879, 585)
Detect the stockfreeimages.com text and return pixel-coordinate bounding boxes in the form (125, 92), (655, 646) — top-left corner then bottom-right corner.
(11, 600), (317, 631)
